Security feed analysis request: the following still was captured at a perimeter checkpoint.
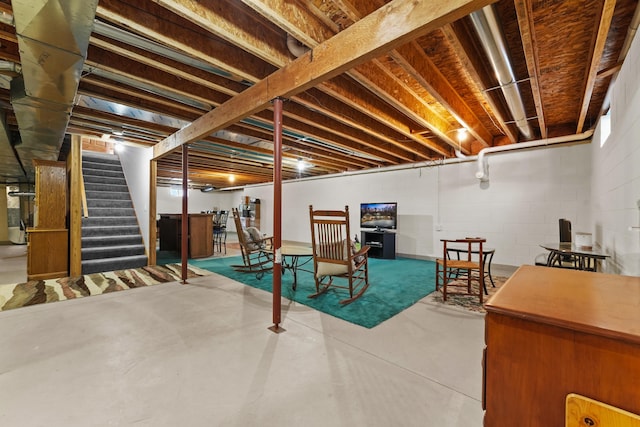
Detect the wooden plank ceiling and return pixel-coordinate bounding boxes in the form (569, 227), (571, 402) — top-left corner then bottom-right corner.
(0, 0), (637, 189)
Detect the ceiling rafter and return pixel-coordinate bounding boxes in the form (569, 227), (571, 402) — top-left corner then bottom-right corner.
(324, 0), (494, 150)
(441, 22), (520, 143)
(350, 60), (463, 152)
(390, 42), (493, 148)
(513, 0), (546, 139)
(149, 0), (291, 67)
(225, 123), (373, 171)
(96, 0), (275, 83)
(86, 42), (403, 167)
(154, 0), (495, 158)
(577, 0), (616, 133)
(294, 89), (436, 160)
(0, 0), (636, 189)
(237, 0), (454, 156)
(318, 76), (452, 156)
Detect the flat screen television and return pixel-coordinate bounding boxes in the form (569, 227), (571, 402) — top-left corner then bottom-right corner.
(360, 202), (397, 230)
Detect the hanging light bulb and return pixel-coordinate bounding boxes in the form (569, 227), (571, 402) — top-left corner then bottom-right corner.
(297, 157), (306, 172)
(228, 174), (235, 183)
(457, 128), (468, 142)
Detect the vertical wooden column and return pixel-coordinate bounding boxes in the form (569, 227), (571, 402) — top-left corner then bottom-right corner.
(148, 159), (157, 266)
(181, 145), (189, 283)
(69, 134), (82, 276)
(269, 97), (284, 333)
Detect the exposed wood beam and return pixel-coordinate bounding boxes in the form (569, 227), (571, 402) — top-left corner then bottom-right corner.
(91, 26), (412, 165)
(332, 1), (493, 149)
(96, 0), (276, 83)
(577, 0), (616, 133)
(318, 76), (451, 156)
(294, 89), (435, 160)
(90, 35), (248, 97)
(245, 0), (455, 155)
(350, 60), (462, 151)
(155, 0), (494, 158)
(442, 23), (519, 143)
(102, 0), (448, 161)
(150, 0), (290, 66)
(278, 103), (414, 163)
(225, 124), (371, 170)
(514, 0), (547, 138)
(240, 0), (336, 47)
(390, 42), (493, 147)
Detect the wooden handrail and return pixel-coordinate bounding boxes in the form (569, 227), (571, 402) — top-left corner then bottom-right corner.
(80, 165), (89, 218)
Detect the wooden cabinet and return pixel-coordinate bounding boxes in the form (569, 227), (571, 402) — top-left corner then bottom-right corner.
(188, 214), (213, 258)
(27, 229), (68, 280)
(158, 213), (213, 258)
(27, 160), (68, 280)
(483, 265), (640, 426)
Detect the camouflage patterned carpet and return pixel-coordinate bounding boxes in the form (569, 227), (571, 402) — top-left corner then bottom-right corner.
(425, 275), (509, 313)
(0, 263), (211, 312)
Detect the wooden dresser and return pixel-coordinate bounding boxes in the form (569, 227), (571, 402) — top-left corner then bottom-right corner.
(27, 160), (68, 280)
(483, 265), (640, 426)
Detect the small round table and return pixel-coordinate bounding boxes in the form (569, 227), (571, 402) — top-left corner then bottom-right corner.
(280, 244), (313, 290)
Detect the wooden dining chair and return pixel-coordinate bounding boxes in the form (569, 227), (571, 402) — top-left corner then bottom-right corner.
(309, 205), (371, 305)
(435, 237), (486, 304)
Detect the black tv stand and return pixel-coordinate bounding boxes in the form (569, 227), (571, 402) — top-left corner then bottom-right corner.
(362, 230), (396, 259)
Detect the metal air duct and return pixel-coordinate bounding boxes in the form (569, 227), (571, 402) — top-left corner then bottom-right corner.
(11, 0), (98, 179)
(470, 5), (534, 140)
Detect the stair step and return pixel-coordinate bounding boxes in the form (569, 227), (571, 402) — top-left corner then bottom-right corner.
(82, 167), (125, 179)
(82, 235), (143, 247)
(82, 216), (138, 227)
(85, 199), (133, 209)
(85, 183), (129, 193)
(82, 255), (148, 275)
(84, 175), (127, 186)
(82, 153), (122, 164)
(82, 244), (146, 260)
(87, 207), (136, 217)
(82, 225), (141, 237)
(81, 152), (147, 276)
(85, 190), (132, 201)
(82, 152), (119, 161)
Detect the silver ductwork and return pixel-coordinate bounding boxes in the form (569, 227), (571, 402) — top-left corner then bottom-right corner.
(470, 5), (534, 140)
(10, 0), (98, 178)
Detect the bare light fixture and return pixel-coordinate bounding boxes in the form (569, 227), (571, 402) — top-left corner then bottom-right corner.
(297, 157), (306, 172)
(457, 128), (468, 142)
(228, 174), (236, 183)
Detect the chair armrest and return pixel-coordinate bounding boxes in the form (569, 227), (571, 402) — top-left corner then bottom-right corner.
(353, 245), (370, 258)
(258, 235), (274, 249)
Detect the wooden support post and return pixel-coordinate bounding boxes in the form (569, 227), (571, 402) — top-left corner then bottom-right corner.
(148, 159), (157, 266)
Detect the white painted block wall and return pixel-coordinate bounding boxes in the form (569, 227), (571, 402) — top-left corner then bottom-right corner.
(591, 27), (640, 276)
(130, 31), (640, 275)
(245, 143), (591, 268)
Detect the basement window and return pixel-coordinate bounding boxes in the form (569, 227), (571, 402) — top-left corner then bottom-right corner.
(600, 110), (611, 147)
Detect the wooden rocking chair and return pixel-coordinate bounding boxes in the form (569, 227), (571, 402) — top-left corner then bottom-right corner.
(309, 205), (371, 305)
(231, 208), (274, 279)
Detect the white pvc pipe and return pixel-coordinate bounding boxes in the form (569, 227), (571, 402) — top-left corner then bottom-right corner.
(474, 129), (594, 181)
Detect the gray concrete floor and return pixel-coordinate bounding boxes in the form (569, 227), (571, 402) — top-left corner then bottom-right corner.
(0, 243), (487, 426)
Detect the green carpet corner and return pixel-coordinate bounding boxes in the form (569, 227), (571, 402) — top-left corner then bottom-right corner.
(191, 256), (436, 328)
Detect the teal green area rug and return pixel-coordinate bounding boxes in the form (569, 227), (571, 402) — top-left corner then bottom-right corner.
(191, 256), (435, 328)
